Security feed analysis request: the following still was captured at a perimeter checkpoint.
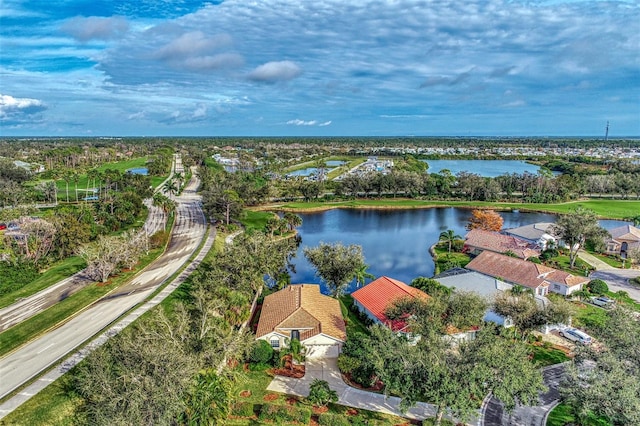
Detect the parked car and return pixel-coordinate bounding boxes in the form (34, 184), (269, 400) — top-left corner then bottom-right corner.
(590, 296), (615, 308)
(0, 223), (6, 231)
(558, 328), (592, 345)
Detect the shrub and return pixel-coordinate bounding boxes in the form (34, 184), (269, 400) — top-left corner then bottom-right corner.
(231, 402), (255, 417)
(258, 403), (311, 424)
(249, 339), (274, 364)
(307, 379), (338, 407)
(528, 256), (542, 264)
(149, 230), (170, 249)
(318, 412), (350, 426)
(587, 279), (608, 295)
(337, 354), (361, 374)
(0, 260), (39, 296)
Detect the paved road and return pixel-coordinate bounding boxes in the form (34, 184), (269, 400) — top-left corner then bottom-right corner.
(481, 364), (566, 426)
(578, 250), (640, 302)
(0, 172), (206, 401)
(0, 157), (185, 331)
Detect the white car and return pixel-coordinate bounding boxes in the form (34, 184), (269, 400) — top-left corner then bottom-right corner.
(558, 328), (592, 345)
(590, 296), (615, 308)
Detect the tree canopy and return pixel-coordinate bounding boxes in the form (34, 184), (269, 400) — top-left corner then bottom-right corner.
(303, 242), (369, 297)
(552, 207), (609, 268)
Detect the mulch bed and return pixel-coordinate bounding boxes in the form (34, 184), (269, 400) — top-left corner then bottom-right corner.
(342, 373), (384, 392)
(263, 393), (279, 402)
(271, 355), (305, 378)
(312, 406), (329, 415)
(239, 390), (251, 398)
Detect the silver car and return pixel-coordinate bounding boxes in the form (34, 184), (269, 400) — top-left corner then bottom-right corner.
(559, 328), (592, 345)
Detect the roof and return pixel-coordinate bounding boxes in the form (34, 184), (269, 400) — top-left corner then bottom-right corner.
(609, 224), (640, 242)
(504, 222), (556, 241)
(256, 284), (346, 342)
(466, 251), (588, 289)
(434, 270), (513, 299)
(351, 276), (429, 332)
(464, 229), (541, 259)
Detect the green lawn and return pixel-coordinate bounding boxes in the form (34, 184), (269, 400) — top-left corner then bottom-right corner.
(572, 303), (609, 332)
(0, 256), (86, 309)
(587, 252), (630, 269)
(544, 255), (593, 276)
(340, 295), (371, 336)
(274, 199), (640, 220)
(240, 209), (273, 232)
(547, 403), (611, 426)
(433, 246), (471, 271)
(0, 247), (164, 357)
(529, 344), (570, 367)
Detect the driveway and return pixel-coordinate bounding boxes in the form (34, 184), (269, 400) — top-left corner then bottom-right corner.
(267, 357), (444, 422)
(480, 364), (567, 426)
(578, 250), (640, 302)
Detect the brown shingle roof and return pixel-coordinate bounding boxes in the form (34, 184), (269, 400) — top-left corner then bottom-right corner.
(256, 284), (346, 342)
(465, 229), (541, 259)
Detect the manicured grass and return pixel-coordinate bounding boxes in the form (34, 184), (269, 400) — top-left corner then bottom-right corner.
(0, 247), (164, 357)
(274, 199), (640, 220)
(340, 295), (370, 336)
(544, 255), (593, 276)
(433, 246), (471, 270)
(607, 290), (640, 311)
(0, 373), (81, 426)
(240, 209), (273, 232)
(0, 256), (86, 309)
(572, 303), (609, 332)
(529, 344), (570, 367)
(547, 403), (611, 426)
(587, 252), (630, 269)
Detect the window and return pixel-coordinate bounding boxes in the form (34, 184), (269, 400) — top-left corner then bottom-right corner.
(270, 338), (280, 349)
(553, 284), (561, 291)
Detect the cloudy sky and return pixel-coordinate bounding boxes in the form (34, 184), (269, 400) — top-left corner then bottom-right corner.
(1, 0), (638, 137)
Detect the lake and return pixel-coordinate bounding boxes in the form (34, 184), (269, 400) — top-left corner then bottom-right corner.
(287, 208), (628, 295)
(423, 160), (542, 177)
(287, 161), (346, 177)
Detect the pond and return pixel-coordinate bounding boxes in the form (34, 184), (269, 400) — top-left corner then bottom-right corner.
(127, 167), (148, 175)
(287, 161), (346, 177)
(287, 208), (628, 295)
(422, 160), (543, 177)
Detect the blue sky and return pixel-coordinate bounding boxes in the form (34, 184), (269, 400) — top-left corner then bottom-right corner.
(1, 0), (638, 137)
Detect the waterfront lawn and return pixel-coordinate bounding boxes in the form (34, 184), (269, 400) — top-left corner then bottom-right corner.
(240, 209), (274, 232)
(274, 199), (640, 220)
(433, 246), (471, 271)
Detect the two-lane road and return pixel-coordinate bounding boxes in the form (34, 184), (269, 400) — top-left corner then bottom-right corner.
(0, 172), (206, 400)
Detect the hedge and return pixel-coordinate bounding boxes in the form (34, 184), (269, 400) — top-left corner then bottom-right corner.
(258, 403), (311, 424)
(231, 402), (255, 417)
(318, 412), (350, 426)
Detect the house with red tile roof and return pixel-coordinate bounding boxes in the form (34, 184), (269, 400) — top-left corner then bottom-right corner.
(466, 251), (588, 296)
(350, 276), (429, 333)
(464, 229), (541, 260)
(255, 284), (346, 358)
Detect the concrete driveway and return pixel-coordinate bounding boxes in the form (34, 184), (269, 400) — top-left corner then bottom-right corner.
(268, 357), (451, 422)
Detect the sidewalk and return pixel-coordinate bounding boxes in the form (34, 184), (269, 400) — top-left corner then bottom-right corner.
(577, 250), (615, 271)
(267, 357), (460, 423)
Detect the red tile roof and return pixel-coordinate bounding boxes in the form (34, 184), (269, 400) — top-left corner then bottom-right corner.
(351, 276), (429, 332)
(465, 229), (541, 259)
(466, 251), (588, 289)
(256, 284), (346, 342)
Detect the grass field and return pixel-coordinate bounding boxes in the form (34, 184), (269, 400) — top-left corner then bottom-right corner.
(271, 198), (640, 220)
(0, 256), (86, 309)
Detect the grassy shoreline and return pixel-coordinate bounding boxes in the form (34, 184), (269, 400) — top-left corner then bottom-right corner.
(253, 198), (640, 220)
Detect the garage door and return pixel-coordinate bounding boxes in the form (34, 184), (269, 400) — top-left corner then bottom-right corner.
(306, 344), (340, 359)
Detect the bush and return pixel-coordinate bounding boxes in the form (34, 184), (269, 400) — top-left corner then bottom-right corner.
(0, 260), (39, 296)
(318, 412), (350, 426)
(249, 339), (274, 364)
(258, 404), (311, 424)
(587, 279), (609, 295)
(528, 256), (542, 264)
(231, 402), (255, 417)
(149, 230), (170, 249)
(307, 379), (338, 407)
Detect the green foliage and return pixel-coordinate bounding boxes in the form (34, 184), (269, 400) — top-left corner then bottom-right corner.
(249, 339), (275, 365)
(339, 333), (376, 387)
(304, 242), (369, 297)
(230, 402), (255, 418)
(410, 277), (451, 297)
(258, 403), (311, 424)
(318, 412), (351, 426)
(587, 279), (609, 295)
(181, 370), (232, 425)
(527, 256), (541, 264)
(307, 379), (339, 407)
(0, 260), (40, 296)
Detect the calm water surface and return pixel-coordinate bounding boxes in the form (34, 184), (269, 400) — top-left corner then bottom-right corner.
(423, 160), (541, 177)
(127, 167), (148, 175)
(288, 208), (628, 295)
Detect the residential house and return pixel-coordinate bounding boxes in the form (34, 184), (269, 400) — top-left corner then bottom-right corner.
(255, 284), (346, 358)
(351, 276), (429, 334)
(466, 251), (588, 296)
(503, 222), (558, 250)
(433, 268), (515, 328)
(464, 229), (541, 260)
(605, 224), (640, 259)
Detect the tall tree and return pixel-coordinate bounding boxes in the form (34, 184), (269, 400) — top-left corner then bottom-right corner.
(552, 207), (610, 268)
(303, 242), (368, 297)
(438, 229), (462, 253)
(466, 209), (504, 231)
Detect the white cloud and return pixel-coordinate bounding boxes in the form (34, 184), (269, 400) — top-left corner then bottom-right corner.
(61, 16), (129, 42)
(287, 119), (316, 126)
(249, 61), (301, 82)
(0, 94), (46, 123)
(154, 31), (232, 60)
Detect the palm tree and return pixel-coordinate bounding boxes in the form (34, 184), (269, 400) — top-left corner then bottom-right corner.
(354, 263), (375, 287)
(279, 338), (306, 371)
(439, 229), (462, 253)
(283, 212), (302, 231)
(162, 179), (179, 199)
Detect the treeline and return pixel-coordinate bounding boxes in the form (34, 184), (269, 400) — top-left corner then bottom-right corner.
(71, 231), (299, 425)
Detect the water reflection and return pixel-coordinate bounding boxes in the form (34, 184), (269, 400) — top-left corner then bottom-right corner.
(288, 208), (629, 295)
